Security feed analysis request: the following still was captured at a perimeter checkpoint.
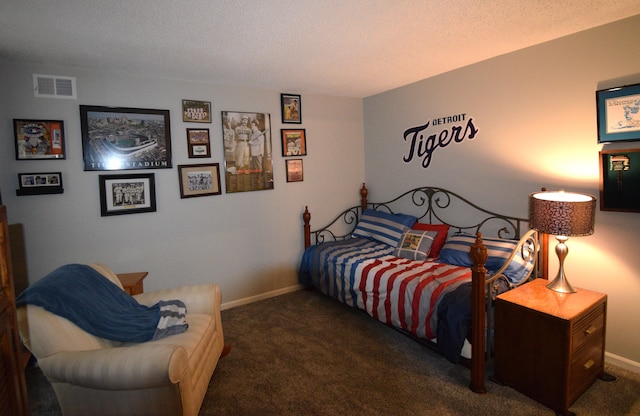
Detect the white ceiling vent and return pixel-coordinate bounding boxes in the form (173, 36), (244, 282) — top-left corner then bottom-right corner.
(33, 74), (77, 99)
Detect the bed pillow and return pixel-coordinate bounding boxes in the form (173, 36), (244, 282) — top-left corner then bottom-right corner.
(438, 233), (533, 284)
(394, 229), (439, 261)
(412, 223), (450, 258)
(352, 209), (417, 247)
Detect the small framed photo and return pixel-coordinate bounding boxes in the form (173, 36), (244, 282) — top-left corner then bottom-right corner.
(182, 99), (212, 123)
(186, 128), (211, 158)
(178, 163), (222, 198)
(281, 129), (307, 156)
(596, 83), (640, 143)
(14, 119), (65, 160)
(281, 93), (301, 124)
(285, 159), (303, 182)
(599, 148), (640, 212)
(99, 173), (156, 216)
(16, 172), (63, 196)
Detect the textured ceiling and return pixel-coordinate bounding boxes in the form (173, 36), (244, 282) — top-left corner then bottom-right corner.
(1, 0), (640, 98)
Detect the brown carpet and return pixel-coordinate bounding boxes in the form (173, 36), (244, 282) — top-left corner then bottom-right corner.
(27, 289), (640, 415)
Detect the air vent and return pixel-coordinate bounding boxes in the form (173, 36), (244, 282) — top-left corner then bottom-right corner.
(33, 74), (77, 99)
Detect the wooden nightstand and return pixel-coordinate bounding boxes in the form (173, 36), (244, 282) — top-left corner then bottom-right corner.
(116, 272), (148, 295)
(494, 279), (614, 416)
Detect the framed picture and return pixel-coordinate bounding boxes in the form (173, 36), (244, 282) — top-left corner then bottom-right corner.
(16, 172), (63, 196)
(285, 159), (303, 182)
(221, 111), (274, 193)
(182, 100), (211, 123)
(178, 163), (222, 198)
(281, 93), (301, 124)
(596, 83), (640, 143)
(14, 119), (65, 160)
(80, 105), (172, 171)
(99, 173), (156, 216)
(281, 129), (307, 156)
(599, 148), (640, 212)
(186, 128), (211, 158)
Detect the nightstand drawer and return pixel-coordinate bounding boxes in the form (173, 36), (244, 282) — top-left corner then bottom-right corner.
(572, 304), (604, 352)
(569, 338), (603, 403)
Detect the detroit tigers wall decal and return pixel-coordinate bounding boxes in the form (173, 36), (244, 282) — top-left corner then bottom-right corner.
(403, 113), (479, 168)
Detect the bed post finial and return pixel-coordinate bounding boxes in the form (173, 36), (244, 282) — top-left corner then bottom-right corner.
(469, 232), (487, 394)
(303, 206), (311, 249)
(360, 183), (368, 213)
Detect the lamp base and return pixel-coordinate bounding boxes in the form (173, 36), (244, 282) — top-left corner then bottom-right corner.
(546, 273), (576, 293)
(547, 236), (577, 294)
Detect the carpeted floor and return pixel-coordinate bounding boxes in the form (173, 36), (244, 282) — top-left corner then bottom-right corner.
(27, 289), (640, 415)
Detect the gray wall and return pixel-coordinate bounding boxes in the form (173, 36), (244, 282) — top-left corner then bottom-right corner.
(363, 15), (640, 367)
(0, 63), (365, 305)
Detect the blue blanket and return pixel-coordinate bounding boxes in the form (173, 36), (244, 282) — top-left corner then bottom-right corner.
(16, 264), (187, 342)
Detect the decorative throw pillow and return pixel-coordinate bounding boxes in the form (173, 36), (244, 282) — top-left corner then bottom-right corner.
(412, 223), (450, 258)
(394, 230), (438, 261)
(352, 209), (417, 247)
(438, 233), (534, 284)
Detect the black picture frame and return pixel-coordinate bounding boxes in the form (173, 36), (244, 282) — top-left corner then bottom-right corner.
(16, 172), (63, 196)
(80, 105), (172, 171)
(178, 163), (222, 198)
(596, 83), (640, 143)
(99, 173), (156, 216)
(281, 93), (301, 124)
(281, 129), (307, 156)
(14, 119), (66, 160)
(599, 148), (640, 212)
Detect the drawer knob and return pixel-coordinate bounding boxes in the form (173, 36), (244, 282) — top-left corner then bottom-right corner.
(584, 325), (596, 336)
(584, 359), (595, 370)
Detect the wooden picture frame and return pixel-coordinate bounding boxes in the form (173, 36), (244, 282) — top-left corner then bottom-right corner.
(285, 159), (303, 182)
(186, 128), (211, 158)
(80, 105), (172, 171)
(182, 99), (212, 123)
(596, 83), (640, 143)
(281, 129), (307, 156)
(599, 148), (640, 212)
(281, 93), (301, 124)
(16, 172), (63, 196)
(178, 163), (222, 198)
(14, 119), (65, 160)
(99, 173), (156, 216)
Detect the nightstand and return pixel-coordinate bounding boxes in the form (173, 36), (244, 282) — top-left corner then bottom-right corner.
(116, 272), (148, 295)
(494, 279), (614, 416)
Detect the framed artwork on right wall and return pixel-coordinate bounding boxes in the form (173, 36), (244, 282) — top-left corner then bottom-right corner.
(599, 148), (640, 212)
(596, 83), (640, 143)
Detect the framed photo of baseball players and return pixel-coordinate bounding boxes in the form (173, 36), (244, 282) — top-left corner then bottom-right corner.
(281, 129), (307, 157)
(220, 111), (274, 193)
(99, 173), (156, 217)
(280, 93), (301, 124)
(177, 163), (221, 199)
(14, 119), (66, 160)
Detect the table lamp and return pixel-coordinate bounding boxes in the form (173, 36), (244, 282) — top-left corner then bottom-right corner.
(528, 191), (596, 293)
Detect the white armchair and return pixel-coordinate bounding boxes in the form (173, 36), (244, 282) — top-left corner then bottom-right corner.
(17, 264), (225, 416)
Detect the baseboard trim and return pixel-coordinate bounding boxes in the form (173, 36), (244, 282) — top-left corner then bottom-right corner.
(221, 284), (304, 311)
(605, 352), (640, 374)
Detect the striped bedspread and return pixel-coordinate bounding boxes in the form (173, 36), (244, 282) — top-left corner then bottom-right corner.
(299, 238), (472, 340)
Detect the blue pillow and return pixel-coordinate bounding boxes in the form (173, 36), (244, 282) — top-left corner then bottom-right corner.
(438, 233), (533, 284)
(394, 229), (438, 261)
(352, 209), (417, 247)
